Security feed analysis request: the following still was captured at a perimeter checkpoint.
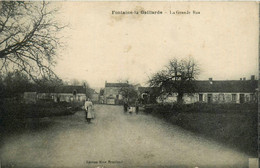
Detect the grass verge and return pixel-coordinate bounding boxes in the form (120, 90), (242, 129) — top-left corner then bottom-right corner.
(144, 103), (258, 157)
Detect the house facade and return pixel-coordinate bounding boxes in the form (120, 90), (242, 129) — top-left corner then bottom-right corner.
(103, 82), (130, 104)
(24, 85), (87, 104)
(138, 76), (258, 104)
(186, 78), (258, 104)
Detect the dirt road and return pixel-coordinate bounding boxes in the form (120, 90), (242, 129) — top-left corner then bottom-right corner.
(0, 105), (249, 167)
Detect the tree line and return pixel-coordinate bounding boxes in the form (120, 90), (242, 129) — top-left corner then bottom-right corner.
(0, 71), (93, 100)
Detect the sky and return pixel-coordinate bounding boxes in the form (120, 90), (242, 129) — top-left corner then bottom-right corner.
(54, 2), (259, 88)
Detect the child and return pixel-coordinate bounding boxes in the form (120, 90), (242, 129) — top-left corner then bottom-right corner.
(128, 106), (133, 114)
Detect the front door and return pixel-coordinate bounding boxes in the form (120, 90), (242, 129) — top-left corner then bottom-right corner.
(239, 94), (245, 104)
(207, 94), (213, 103)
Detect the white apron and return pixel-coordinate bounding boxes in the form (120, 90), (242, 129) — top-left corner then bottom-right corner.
(87, 109), (94, 119)
(85, 101), (94, 119)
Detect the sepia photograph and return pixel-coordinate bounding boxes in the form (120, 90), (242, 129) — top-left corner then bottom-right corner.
(0, 1), (259, 168)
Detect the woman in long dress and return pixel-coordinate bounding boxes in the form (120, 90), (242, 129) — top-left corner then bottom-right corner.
(84, 98), (94, 123)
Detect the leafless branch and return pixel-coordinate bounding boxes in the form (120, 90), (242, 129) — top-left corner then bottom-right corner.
(0, 1), (66, 81)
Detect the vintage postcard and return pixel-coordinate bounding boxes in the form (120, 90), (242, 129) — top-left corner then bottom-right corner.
(0, 1), (259, 168)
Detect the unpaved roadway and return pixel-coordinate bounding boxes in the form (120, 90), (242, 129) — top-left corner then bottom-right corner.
(0, 105), (250, 167)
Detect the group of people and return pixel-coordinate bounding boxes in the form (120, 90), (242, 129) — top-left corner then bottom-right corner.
(123, 99), (139, 114)
(83, 98), (140, 123)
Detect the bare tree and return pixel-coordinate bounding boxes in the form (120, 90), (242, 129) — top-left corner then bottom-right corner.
(119, 83), (138, 104)
(149, 57), (200, 104)
(0, 1), (65, 81)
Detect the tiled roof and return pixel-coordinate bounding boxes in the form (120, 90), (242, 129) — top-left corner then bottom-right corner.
(138, 80), (258, 93)
(54, 86), (86, 93)
(105, 83), (130, 87)
(194, 80), (258, 93)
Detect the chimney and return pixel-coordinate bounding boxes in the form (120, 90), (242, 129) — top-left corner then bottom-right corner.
(209, 78), (213, 84)
(251, 75), (255, 81)
(243, 77), (246, 81)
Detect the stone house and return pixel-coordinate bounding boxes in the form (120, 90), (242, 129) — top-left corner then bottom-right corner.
(24, 85), (87, 104)
(188, 77), (258, 104)
(138, 76), (258, 104)
(50, 85), (86, 103)
(103, 82), (130, 104)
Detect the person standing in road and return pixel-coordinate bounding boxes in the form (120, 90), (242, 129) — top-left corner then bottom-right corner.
(123, 98), (129, 113)
(84, 98), (94, 123)
(135, 99), (139, 114)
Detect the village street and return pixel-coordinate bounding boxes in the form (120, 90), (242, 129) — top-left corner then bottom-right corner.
(0, 105), (249, 168)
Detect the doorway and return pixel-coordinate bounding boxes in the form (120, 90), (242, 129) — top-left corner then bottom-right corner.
(207, 94), (213, 103)
(239, 94), (245, 104)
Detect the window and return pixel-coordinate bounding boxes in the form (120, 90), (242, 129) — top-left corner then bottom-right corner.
(219, 94), (224, 102)
(250, 94), (254, 102)
(239, 94), (245, 104)
(199, 94), (203, 101)
(73, 90), (77, 96)
(232, 94), (237, 102)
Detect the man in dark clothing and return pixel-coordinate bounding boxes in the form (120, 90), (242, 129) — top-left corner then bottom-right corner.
(123, 101), (128, 112)
(123, 98), (129, 113)
(135, 100), (139, 114)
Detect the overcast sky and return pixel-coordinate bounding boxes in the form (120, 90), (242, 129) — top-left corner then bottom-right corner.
(54, 2), (258, 88)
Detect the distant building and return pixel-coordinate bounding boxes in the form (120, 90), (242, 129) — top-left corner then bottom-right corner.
(104, 82), (130, 105)
(138, 87), (160, 104)
(91, 90), (99, 103)
(24, 85), (87, 104)
(23, 92), (37, 104)
(138, 76), (258, 104)
(189, 76), (258, 104)
(51, 85), (86, 103)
